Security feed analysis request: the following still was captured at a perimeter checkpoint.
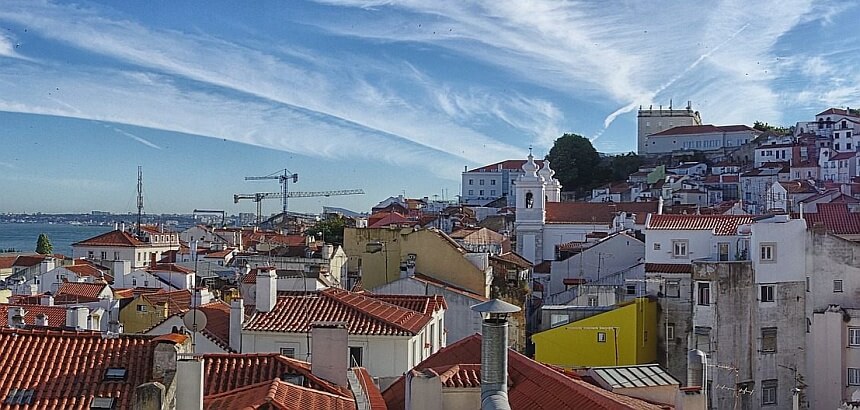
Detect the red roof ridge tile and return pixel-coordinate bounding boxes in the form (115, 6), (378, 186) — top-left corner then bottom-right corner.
(72, 230), (147, 247)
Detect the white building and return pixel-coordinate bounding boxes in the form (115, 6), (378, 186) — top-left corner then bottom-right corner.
(644, 125), (759, 157)
(238, 268), (446, 387)
(72, 229), (180, 270)
(460, 158), (548, 206)
(637, 102), (702, 154)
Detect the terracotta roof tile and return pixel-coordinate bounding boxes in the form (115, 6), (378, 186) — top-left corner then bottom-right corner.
(352, 367), (388, 410)
(244, 288), (435, 336)
(818, 108), (860, 118)
(0, 256), (17, 269)
(0, 304), (69, 327)
(644, 263), (692, 274)
(147, 263), (196, 275)
(64, 264), (106, 278)
(368, 212), (412, 228)
(368, 294), (447, 316)
(140, 290), (193, 316)
(778, 180), (818, 194)
(11, 254), (47, 267)
(545, 202), (658, 225)
(803, 203), (860, 234)
(649, 124), (755, 137)
(204, 379), (355, 410)
(468, 160), (545, 173)
(72, 230), (146, 247)
(56, 282), (109, 302)
(0, 328), (155, 410)
(202, 353), (348, 397)
(830, 151), (857, 161)
(646, 214), (753, 235)
(410, 273), (488, 301)
(196, 301), (231, 349)
(382, 335), (662, 410)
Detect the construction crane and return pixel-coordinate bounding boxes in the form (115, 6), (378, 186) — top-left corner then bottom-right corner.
(233, 189), (365, 225)
(192, 209), (226, 227)
(244, 169), (299, 214)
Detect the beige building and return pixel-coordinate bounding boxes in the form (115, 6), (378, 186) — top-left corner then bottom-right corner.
(637, 102), (702, 154)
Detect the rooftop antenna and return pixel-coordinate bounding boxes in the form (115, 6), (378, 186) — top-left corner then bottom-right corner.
(137, 166), (144, 237)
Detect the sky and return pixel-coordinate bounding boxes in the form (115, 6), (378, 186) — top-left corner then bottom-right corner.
(0, 1), (858, 215)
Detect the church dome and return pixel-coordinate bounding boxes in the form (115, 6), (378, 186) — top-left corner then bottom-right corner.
(522, 152), (539, 176)
(539, 159), (555, 179)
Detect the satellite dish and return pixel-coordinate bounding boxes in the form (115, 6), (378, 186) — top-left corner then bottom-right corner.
(182, 309), (208, 332)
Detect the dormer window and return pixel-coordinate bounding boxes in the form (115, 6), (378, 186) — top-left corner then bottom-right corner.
(104, 368), (127, 380)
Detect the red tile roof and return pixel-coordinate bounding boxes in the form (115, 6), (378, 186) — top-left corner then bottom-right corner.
(491, 252), (532, 269)
(147, 263), (196, 275)
(0, 304), (69, 327)
(202, 353), (348, 397)
(368, 212), (412, 228)
(0, 328), (157, 409)
(0, 256), (17, 269)
(353, 367), (388, 410)
(545, 202), (658, 225)
(829, 151), (857, 161)
(204, 379), (356, 410)
(468, 159), (545, 173)
(803, 203), (860, 234)
(196, 301), (231, 350)
(72, 230), (146, 247)
(382, 335), (662, 410)
(64, 264), (105, 278)
(367, 294), (447, 316)
(649, 124), (755, 137)
(11, 254), (48, 267)
(646, 214), (753, 235)
(204, 248), (234, 259)
(410, 273), (488, 301)
(818, 108), (860, 118)
(644, 263), (692, 274)
(56, 282), (109, 302)
(244, 288), (435, 336)
(432, 364), (482, 388)
(778, 180), (818, 194)
(140, 290), (193, 316)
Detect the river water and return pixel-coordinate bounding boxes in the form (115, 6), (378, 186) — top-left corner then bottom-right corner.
(0, 223), (113, 256)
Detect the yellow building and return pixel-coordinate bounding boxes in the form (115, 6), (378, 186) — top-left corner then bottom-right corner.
(532, 297), (657, 368)
(119, 289), (191, 333)
(343, 227), (490, 296)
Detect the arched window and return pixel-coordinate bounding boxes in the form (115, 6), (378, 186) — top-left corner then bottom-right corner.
(525, 192), (534, 208)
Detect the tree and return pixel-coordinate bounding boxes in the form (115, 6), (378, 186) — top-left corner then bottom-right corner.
(545, 133), (602, 193)
(305, 216), (347, 245)
(35, 233), (53, 255)
(753, 121), (791, 136)
(607, 152), (643, 181)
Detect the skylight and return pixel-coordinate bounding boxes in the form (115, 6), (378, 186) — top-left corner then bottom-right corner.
(4, 389), (34, 405)
(104, 367), (127, 380)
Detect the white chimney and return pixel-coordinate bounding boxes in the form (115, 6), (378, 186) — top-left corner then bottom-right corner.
(7, 306), (26, 328)
(192, 288), (212, 306)
(311, 322), (349, 386)
(112, 260), (130, 283)
(34, 313), (48, 327)
(66, 306), (90, 330)
(176, 356), (204, 410)
(40, 293), (54, 306)
(322, 244), (334, 260)
(229, 298), (244, 353)
(40, 258), (55, 274)
(28, 284), (38, 296)
(255, 268), (277, 313)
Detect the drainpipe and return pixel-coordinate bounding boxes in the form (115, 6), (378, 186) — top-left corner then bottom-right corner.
(471, 299), (521, 410)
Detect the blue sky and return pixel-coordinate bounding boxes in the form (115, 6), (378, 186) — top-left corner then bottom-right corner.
(0, 1), (857, 215)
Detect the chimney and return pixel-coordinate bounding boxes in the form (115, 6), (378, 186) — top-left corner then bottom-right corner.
(7, 306), (26, 328)
(28, 284), (38, 296)
(150, 252), (157, 267)
(311, 322), (349, 386)
(322, 244), (334, 260)
(255, 267), (277, 313)
(34, 313), (48, 327)
(687, 349), (708, 405)
(471, 299), (521, 410)
(658, 196), (664, 215)
(66, 306), (90, 330)
(192, 288), (211, 306)
(229, 298), (244, 352)
(40, 292), (54, 306)
(112, 260), (130, 279)
(40, 258), (55, 274)
(175, 356), (204, 410)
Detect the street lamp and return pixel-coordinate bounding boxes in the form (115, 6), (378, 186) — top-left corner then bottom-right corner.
(365, 241), (389, 284)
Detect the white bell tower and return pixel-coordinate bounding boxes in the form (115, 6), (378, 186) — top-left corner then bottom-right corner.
(514, 150), (546, 263)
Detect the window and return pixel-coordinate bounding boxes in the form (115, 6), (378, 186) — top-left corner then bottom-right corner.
(88, 251), (94, 259)
(667, 323), (675, 341)
(132, 278), (137, 286)
(626, 285), (636, 295)
(653, 243), (661, 251)
(550, 314), (568, 328)
(279, 347), (295, 358)
(597, 332), (607, 343)
(697, 282), (710, 306)
(479, 190), (484, 196)
(490, 190), (496, 196)
(834, 280), (844, 293)
(762, 379), (777, 406)
(761, 327), (777, 353)
(349, 346), (363, 367)
(665, 280), (680, 298)
(850, 368), (860, 386)
(760, 243), (776, 262)
(412, 340), (418, 365)
(718, 242), (729, 261)
(587, 295), (599, 307)
(104, 368), (127, 380)
(468, 179), (473, 185)
(136, 305), (147, 313)
(468, 190), (474, 195)
(760, 285), (775, 303)
(490, 179), (496, 185)
(806, 277), (810, 292)
(479, 179), (485, 185)
(113, 252), (119, 260)
(4, 389), (34, 405)
(672, 240), (688, 258)
(849, 328), (860, 346)
(90, 397), (115, 409)
(100, 251), (107, 260)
